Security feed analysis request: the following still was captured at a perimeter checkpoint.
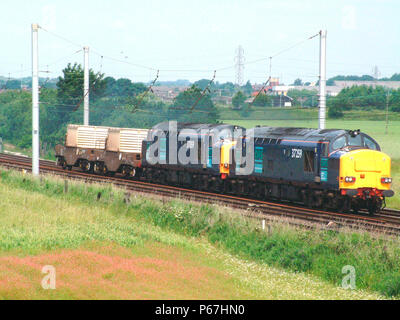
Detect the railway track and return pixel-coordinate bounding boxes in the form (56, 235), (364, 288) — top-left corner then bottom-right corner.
(1, 153), (400, 236)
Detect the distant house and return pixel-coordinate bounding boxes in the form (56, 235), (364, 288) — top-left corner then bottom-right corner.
(249, 91), (293, 107)
(212, 95), (232, 105)
(271, 94), (293, 107)
(152, 86), (188, 102)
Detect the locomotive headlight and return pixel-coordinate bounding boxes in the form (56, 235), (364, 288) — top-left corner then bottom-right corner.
(381, 177), (392, 184)
(224, 163), (229, 168)
(345, 176), (356, 183)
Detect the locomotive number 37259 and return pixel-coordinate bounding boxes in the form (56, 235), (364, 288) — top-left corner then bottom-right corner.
(291, 148), (303, 159)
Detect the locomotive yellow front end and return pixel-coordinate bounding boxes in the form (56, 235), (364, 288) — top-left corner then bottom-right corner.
(339, 149), (394, 214)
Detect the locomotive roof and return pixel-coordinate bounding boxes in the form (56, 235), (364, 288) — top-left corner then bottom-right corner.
(149, 122), (363, 143)
(252, 127), (348, 142)
(150, 122), (243, 133)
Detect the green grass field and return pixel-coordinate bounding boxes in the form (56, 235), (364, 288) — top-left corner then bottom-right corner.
(216, 106), (400, 123)
(1, 169), (399, 299)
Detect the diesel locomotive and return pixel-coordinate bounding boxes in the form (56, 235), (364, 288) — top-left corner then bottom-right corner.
(55, 122), (394, 215)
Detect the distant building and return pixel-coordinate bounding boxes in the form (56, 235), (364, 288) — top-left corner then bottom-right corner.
(212, 95), (232, 105)
(152, 86), (188, 102)
(287, 80), (400, 97)
(271, 95), (293, 107)
(333, 80), (400, 90)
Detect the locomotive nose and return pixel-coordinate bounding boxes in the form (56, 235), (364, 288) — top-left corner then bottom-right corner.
(339, 149), (393, 195)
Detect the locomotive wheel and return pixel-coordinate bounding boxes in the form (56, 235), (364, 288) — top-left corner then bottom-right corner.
(351, 200), (360, 214)
(122, 167), (135, 178)
(302, 190), (313, 208)
(367, 199), (376, 216)
(339, 198), (351, 213)
(321, 198), (329, 211)
(367, 198), (382, 216)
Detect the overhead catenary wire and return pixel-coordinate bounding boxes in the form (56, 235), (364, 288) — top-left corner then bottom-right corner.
(131, 70), (160, 112)
(188, 70), (216, 113)
(39, 25), (83, 49)
(249, 77), (272, 107)
(4, 27), (324, 87)
(20, 27), (400, 118)
(4, 26), (399, 85)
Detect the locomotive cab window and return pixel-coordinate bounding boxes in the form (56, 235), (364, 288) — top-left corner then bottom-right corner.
(321, 143), (328, 157)
(348, 134), (362, 147)
(363, 135), (379, 150)
(304, 150), (315, 173)
(331, 135), (346, 151)
(198, 140), (202, 164)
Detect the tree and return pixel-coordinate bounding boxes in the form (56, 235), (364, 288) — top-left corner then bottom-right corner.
(57, 63), (106, 106)
(5, 80), (21, 90)
(287, 89), (317, 107)
(242, 81), (253, 95)
(293, 78), (303, 86)
(390, 73), (400, 81)
(168, 85), (219, 123)
(390, 88), (400, 112)
(104, 77), (147, 97)
(194, 79), (215, 91)
(327, 74), (375, 84)
(214, 81), (235, 96)
(232, 91), (246, 109)
(0, 90), (32, 148)
(328, 105), (344, 118)
(252, 93), (272, 107)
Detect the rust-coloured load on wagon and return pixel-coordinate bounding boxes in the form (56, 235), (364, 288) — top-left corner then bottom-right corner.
(55, 124), (149, 177)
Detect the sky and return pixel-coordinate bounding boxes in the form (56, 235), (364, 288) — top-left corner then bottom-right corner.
(0, 0), (399, 85)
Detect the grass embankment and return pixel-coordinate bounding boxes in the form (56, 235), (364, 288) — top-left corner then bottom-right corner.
(0, 170), (398, 299)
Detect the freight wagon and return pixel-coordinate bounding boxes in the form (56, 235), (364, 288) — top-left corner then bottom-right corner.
(55, 124), (148, 177)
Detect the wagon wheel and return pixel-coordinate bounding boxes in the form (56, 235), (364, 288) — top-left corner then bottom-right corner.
(61, 160), (67, 170)
(94, 163), (101, 174)
(80, 160), (92, 173)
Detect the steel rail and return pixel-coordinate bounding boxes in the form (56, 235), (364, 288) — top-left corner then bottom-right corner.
(1, 153), (400, 236)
